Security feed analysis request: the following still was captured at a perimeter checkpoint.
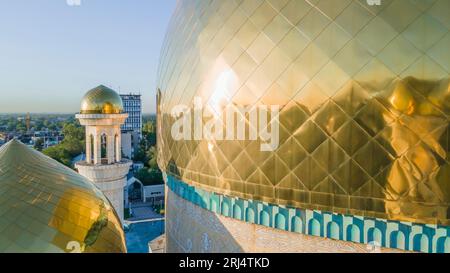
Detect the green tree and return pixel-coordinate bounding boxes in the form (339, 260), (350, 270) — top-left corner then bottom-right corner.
(143, 121), (155, 134)
(142, 121), (157, 147)
(34, 138), (44, 151)
(61, 123), (85, 155)
(47, 123), (58, 131)
(43, 120), (50, 129)
(43, 121), (85, 167)
(16, 122), (26, 133)
(146, 146), (158, 169)
(135, 167), (163, 186)
(43, 145), (72, 166)
(6, 121), (15, 131)
(35, 120), (44, 131)
(133, 146), (147, 163)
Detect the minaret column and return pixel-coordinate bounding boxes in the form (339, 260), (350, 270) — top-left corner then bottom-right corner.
(94, 133), (101, 164)
(115, 131), (122, 162)
(107, 133), (115, 164)
(85, 131), (92, 164)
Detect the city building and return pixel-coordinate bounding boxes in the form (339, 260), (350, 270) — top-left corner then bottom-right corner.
(125, 177), (165, 208)
(121, 133), (134, 159)
(120, 94), (142, 137)
(120, 94), (142, 159)
(75, 85), (132, 223)
(0, 139), (126, 253)
(157, 0), (450, 253)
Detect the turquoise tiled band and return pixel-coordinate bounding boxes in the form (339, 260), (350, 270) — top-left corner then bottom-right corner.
(166, 174), (450, 253)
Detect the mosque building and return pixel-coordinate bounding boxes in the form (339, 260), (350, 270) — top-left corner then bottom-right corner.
(1, 0), (448, 254)
(157, 0), (450, 253)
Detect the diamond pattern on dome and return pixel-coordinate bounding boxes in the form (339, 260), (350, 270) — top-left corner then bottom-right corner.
(157, 0), (450, 226)
(0, 140), (126, 253)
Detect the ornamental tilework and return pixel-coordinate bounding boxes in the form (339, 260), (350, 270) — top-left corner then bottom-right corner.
(167, 174), (450, 253)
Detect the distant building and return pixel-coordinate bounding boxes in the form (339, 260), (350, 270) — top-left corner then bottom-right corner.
(120, 94), (142, 159)
(121, 133), (133, 159)
(132, 162), (145, 172)
(125, 176), (164, 208)
(120, 94), (142, 136)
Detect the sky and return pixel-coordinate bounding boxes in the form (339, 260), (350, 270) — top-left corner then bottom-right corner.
(0, 0), (177, 114)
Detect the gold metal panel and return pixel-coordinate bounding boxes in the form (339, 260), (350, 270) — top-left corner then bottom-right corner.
(0, 140), (126, 253)
(80, 85), (124, 114)
(157, 0), (450, 225)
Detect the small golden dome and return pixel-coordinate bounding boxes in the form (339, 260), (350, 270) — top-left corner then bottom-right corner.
(0, 139), (126, 253)
(80, 85), (123, 114)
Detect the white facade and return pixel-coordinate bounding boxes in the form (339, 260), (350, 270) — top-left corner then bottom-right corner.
(144, 184), (164, 204)
(75, 113), (132, 223)
(125, 177), (164, 208)
(121, 132), (132, 159)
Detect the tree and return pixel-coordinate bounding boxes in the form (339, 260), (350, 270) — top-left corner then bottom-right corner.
(61, 123), (85, 155)
(43, 120), (50, 129)
(142, 121), (157, 147)
(135, 167), (163, 186)
(34, 138), (44, 151)
(35, 120), (44, 131)
(133, 146), (147, 163)
(147, 146), (158, 169)
(43, 145), (72, 166)
(47, 123), (58, 131)
(143, 121), (155, 134)
(43, 121), (85, 167)
(16, 122), (26, 133)
(6, 121), (15, 131)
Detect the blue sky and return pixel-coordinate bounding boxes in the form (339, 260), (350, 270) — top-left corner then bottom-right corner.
(0, 0), (176, 114)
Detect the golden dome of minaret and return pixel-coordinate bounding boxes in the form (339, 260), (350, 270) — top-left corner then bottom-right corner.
(80, 85), (124, 114)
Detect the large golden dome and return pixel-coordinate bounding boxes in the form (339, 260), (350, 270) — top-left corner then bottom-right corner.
(80, 85), (124, 114)
(157, 0), (450, 225)
(0, 139), (126, 253)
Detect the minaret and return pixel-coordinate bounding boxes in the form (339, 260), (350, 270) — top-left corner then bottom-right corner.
(75, 85), (132, 223)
